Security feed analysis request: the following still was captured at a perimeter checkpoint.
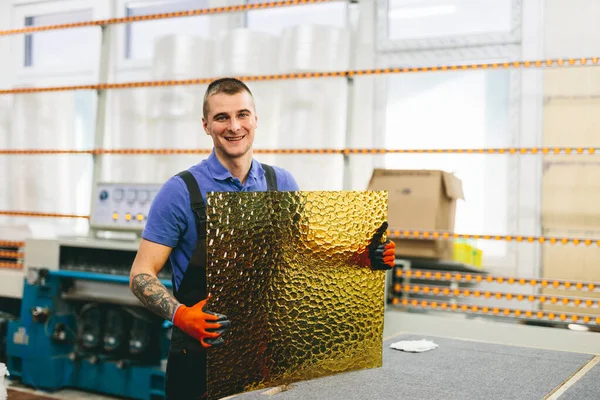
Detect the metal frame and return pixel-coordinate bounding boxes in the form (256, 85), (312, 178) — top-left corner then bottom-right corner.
(89, 24), (113, 235)
(504, 68), (522, 272)
(374, 44), (520, 67)
(343, 0), (359, 190)
(513, 0), (545, 293)
(375, 0), (522, 53)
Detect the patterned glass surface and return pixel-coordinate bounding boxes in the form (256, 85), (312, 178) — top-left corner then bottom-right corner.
(205, 190), (388, 399)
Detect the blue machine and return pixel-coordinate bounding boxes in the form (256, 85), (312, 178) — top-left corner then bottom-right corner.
(6, 268), (172, 400)
(5, 182), (174, 399)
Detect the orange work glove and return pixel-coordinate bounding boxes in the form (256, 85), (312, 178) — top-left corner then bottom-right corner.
(173, 297), (230, 348)
(368, 221), (396, 270)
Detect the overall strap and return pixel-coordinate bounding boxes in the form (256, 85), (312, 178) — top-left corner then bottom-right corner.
(171, 170), (210, 355)
(176, 170), (207, 239)
(173, 170), (208, 309)
(261, 163), (278, 191)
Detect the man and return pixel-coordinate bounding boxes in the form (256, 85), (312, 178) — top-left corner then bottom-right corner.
(129, 77), (395, 399)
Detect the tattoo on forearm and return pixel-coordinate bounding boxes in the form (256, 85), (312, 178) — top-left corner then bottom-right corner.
(131, 273), (179, 321)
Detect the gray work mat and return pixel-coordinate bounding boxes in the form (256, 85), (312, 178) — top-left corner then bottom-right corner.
(560, 358), (600, 399)
(232, 334), (593, 400)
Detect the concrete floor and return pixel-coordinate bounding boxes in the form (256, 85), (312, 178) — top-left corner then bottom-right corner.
(6, 308), (600, 399)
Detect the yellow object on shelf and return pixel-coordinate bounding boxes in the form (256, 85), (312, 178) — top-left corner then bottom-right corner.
(472, 247), (483, 267)
(453, 241), (483, 268)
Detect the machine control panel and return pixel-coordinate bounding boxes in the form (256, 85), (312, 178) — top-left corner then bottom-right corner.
(91, 183), (162, 231)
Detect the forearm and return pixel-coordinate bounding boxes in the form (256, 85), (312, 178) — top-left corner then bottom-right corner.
(130, 273), (180, 321)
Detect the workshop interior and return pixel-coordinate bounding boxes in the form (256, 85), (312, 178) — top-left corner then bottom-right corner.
(1, 0), (600, 399)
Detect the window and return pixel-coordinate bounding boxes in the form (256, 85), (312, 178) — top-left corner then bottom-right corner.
(378, 0), (520, 52)
(384, 69), (511, 259)
(387, 0), (512, 40)
(245, 1), (347, 35)
(124, 0), (210, 60)
(23, 9), (97, 68)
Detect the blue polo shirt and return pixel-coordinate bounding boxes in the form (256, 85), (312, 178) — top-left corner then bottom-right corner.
(142, 151), (299, 291)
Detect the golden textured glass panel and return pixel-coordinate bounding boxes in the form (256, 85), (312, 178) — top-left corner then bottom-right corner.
(205, 190), (388, 400)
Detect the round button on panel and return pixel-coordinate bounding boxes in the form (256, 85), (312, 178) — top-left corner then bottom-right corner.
(114, 189), (124, 202)
(99, 190), (109, 201)
(138, 191), (150, 204)
(126, 190), (137, 204)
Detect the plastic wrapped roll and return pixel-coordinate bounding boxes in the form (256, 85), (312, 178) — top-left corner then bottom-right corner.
(104, 88), (155, 183)
(277, 79), (347, 191)
(148, 35), (215, 181)
(10, 91), (92, 237)
(279, 25), (350, 73)
(214, 29), (282, 166)
(152, 35), (213, 79)
(276, 25), (351, 190)
(214, 28), (280, 76)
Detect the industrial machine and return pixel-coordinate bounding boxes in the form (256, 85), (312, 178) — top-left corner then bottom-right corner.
(5, 182), (173, 400)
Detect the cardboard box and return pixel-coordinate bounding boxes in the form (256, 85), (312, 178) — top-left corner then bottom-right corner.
(367, 169), (464, 260)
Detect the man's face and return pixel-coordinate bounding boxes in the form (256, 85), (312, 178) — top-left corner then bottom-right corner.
(203, 91), (257, 160)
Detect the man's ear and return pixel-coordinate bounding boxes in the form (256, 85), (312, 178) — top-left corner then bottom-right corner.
(202, 117), (209, 134)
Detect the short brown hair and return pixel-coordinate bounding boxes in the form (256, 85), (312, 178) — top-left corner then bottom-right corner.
(203, 77), (254, 118)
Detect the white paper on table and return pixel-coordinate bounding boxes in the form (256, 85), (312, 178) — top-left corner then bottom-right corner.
(390, 339), (439, 353)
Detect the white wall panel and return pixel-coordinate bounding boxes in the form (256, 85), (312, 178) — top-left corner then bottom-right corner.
(544, 0), (600, 59)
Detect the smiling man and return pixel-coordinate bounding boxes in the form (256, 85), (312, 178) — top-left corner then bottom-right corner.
(128, 77), (395, 400)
